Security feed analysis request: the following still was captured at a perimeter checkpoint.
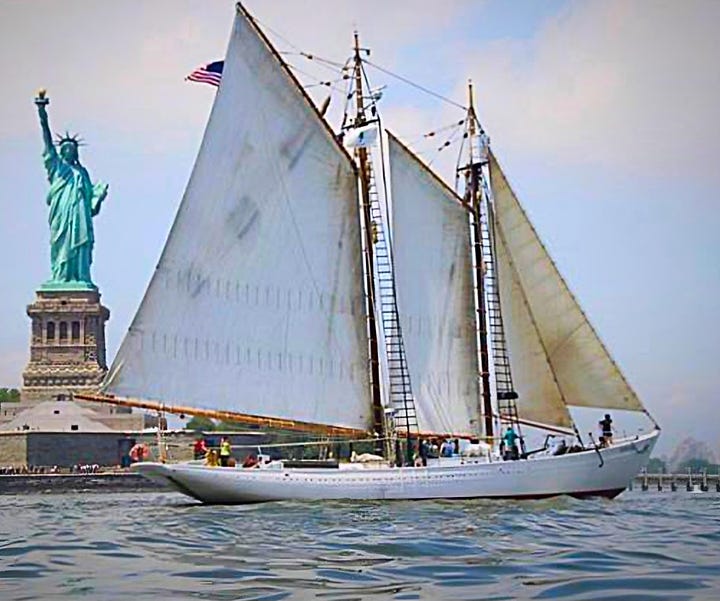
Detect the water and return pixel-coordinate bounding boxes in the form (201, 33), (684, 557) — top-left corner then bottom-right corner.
(1, 490), (718, 600)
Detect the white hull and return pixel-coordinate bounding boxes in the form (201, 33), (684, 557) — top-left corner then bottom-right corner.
(133, 430), (658, 504)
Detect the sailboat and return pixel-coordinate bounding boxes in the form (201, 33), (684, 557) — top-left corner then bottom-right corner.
(76, 3), (660, 503)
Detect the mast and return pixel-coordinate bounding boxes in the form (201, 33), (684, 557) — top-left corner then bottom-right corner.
(465, 82), (494, 441)
(353, 32), (385, 440)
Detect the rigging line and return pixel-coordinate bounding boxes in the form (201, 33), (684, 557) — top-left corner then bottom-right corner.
(403, 119), (466, 146)
(281, 50), (352, 77)
(455, 134), (468, 190)
(364, 59), (466, 110)
(254, 17), (349, 71)
(358, 61), (382, 125)
(427, 122), (466, 167)
(436, 122), (466, 150)
(339, 75), (353, 132)
(303, 53), (349, 69)
(425, 119), (466, 138)
(300, 52), (350, 72)
(285, 62), (348, 95)
(252, 17), (305, 53)
(304, 76), (346, 90)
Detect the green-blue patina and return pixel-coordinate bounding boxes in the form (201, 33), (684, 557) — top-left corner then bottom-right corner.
(35, 92), (108, 291)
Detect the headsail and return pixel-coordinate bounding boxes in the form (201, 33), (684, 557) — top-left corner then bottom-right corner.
(489, 151), (644, 415)
(388, 133), (481, 436)
(104, 8), (372, 432)
(492, 209), (574, 428)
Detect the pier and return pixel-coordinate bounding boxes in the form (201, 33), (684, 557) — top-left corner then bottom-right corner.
(631, 469), (720, 492)
(0, 471), (170, 494)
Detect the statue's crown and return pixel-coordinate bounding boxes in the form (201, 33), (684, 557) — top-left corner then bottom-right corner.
(54, 131), (85, 147)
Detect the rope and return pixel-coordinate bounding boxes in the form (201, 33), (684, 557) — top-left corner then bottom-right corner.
(364, 60), (466, 110)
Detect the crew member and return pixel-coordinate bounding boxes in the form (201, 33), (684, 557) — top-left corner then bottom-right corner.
(205, 448), (219, 467)
(599, 414), (613, 446)
(219, 436), (232, 467)
(242, 454), (259, 468)
(502, 426), (520, 460)
(193, 437), (208, 460)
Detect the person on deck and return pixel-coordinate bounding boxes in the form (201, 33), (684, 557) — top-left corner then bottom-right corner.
(599, 414), (613, 446)
(219, 436), (232, 467)
(193, 437), (208, 460)
(440, 439), (454, 458)
(205, 449), (219, 467)
(129, 443), (148, 464)
(242, 454), (259, 469)
(418, 439), (429, 467)
(502, 426), (520, 461)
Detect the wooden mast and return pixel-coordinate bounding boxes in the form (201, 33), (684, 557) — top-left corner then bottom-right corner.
(466, 81), (494, 441)
(353, 32), (385, 440)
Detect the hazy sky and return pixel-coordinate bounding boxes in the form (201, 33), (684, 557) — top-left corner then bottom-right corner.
(1, 1), (718, 454)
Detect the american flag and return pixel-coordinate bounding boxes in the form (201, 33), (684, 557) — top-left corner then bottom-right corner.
(186, 61), (224, 87)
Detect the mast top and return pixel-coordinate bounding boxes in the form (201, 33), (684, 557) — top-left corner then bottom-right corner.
(464, 81), (489, 169)
(352, 31), (370, 125)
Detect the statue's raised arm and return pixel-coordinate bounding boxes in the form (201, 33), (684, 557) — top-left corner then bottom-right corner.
(34, 89), (56, 160)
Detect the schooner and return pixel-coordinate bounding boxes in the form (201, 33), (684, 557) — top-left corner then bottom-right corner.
(76, 3), (660, 503)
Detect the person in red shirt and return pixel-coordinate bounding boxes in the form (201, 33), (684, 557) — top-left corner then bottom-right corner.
(193, 437), (208, 460)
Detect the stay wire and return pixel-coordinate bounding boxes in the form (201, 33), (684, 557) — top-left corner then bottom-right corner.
(254, 14), (467, 121)
(285, 61), (348, 95)
(427, 122), (466, 167)
(364, 59), (466, 111)
(256, 16), (350, 73)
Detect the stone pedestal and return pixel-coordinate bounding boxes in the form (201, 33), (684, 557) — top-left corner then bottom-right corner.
(21, 289), (110, 402)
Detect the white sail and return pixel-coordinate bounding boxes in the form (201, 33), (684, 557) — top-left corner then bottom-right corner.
(489, 151), (644, 414)
(104, 9), (372, 431)
(388, 133), (481, 436)
(492, 207), (574, 428)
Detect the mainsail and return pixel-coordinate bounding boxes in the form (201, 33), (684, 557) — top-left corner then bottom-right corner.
(104, 9), (373, 431)
(489, 151), (645, 418)
(387, 133), (481, 436)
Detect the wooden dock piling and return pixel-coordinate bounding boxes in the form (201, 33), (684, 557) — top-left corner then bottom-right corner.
(633, 470), (719, 492)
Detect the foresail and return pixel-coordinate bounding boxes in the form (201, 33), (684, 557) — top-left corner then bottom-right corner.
(388, 133), (481, 436)
(493, 210), (573, 428)
(104, 9), (372, 432)
(490, 151), (644, 414)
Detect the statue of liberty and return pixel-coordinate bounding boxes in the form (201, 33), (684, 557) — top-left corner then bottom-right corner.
(34, 89), (108, 290)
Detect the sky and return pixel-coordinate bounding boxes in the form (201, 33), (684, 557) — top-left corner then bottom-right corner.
(1, 0), (718, 454)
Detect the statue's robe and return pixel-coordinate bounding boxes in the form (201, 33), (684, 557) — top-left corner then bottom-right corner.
(43, 148), (104, 284)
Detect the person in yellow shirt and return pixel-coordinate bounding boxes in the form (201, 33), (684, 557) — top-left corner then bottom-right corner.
(219, 436), (232, 467)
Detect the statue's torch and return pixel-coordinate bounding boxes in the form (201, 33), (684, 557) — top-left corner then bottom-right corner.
(35, 88), (49, 107)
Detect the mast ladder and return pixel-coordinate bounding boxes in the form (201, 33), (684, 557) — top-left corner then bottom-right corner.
(477, 177), (522, 434)
(366, 157), (419, 438)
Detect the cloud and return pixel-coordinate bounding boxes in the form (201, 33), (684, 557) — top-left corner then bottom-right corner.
(0, 0), (468, 145)
(450, 0), (720, 181)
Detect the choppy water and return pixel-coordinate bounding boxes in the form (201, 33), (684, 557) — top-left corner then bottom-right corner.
(1, 490), (718, 600)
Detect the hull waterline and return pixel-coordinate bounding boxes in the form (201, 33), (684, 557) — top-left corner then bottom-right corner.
(133, 430), (658, 504)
